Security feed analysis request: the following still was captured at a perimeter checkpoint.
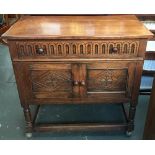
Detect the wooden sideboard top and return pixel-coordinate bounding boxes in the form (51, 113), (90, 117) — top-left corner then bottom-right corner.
(2, 15), (153, 40)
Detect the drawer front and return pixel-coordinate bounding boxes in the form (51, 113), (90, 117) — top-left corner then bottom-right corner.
(13, 40), (140, 59)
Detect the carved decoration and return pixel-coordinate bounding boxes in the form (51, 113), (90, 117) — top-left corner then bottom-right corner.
(16, 40), (139, 58)
(87, 69), (127, 91)
(31, 70), (72, 92)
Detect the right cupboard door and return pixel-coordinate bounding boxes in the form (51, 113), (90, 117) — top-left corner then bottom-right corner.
(80, 62), (136, 103)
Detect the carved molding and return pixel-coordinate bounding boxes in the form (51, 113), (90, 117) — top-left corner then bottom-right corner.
(15, 40), (139, 58)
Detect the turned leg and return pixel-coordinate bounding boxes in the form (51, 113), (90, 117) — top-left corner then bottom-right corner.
(126, 103), (136, 136)
(23, 106), (33, 138)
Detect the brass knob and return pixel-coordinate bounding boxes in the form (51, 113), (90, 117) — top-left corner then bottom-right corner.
(80, 80), (85, 86)
(73, 81), (79, 86)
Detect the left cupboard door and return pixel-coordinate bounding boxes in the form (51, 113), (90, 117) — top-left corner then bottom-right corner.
(13, 63), (80, 104)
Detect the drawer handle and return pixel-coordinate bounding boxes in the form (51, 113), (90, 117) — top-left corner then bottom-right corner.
(80, 80), (86, 86)
(111, 47), (118, 53)
(36, 48), (45, 55)
(73, 81), (79, 86)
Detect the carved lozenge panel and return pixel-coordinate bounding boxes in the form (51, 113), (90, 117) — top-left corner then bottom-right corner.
(87, 69), (127, 92)
(31, 70), (72, 93)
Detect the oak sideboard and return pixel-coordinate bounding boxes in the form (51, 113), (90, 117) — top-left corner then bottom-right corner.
(2, 15), (153, 137)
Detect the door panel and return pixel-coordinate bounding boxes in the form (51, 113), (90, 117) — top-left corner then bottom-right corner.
(29, 63), (77, 99)
(87, 69), (127, 92)
(80, 62), (135, 99)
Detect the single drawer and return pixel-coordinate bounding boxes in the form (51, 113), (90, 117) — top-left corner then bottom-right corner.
(12, 40), (140, 60)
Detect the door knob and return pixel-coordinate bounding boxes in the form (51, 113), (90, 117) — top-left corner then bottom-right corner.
(80, 80), (86, 86)
(73, 81), (79, 86)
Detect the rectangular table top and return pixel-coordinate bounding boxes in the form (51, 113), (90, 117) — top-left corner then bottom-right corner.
(2, 15), (153, 40)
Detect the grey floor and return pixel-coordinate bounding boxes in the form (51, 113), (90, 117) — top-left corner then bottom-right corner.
(0, 44), (150, 140)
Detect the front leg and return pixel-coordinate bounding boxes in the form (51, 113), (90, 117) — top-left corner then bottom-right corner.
(23, 106), (33, 138)
(126, 103), (136, 136)
(126, 62), (143, 136)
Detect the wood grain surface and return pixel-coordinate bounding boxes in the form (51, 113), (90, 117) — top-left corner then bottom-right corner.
(2, 15), (153, 39)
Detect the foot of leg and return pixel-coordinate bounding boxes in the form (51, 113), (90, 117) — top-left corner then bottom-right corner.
(25, 132), (32, 138)
(23, 107), (33, 134)
(127, 104), (136, 135)
(126, 131), (132, 137)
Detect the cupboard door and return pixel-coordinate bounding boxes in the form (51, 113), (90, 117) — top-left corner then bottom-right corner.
(80, 62), (135, 99)
(29, 63), (79, 99)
